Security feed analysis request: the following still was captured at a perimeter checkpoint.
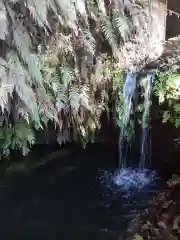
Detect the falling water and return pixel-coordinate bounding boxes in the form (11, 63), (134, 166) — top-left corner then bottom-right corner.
(139, 72), (155, 169)
(106, 71), (158, 203)
(119, 71), (137, 167)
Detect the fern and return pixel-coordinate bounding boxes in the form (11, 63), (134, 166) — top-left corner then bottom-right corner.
(7, 51), (40, 124)
(0, 58), (11, 112)
(56, 84), (68, 113)
(60, 67), (73, 88)
(69, 85), (80, 113)
(84, 30), (96, 55)
(79, 85), (90, 110)
(101, 16), (118, 57)
(112, 10), (131, 41)
(13, 22), (43, 86)
(57, 128), (70, 145)
(96, 0), (106, 15)
(0, 120), (35, 157)
(0, 0), (147, 156)
(0, 1), (7, 40)
(86, 0), (99, 20)
(13, 22), (32, 59)
(53, 0), (77, 24)
(27, 0), (48, 27)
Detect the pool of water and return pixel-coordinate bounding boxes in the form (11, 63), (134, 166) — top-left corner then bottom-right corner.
(0, 147), (166, 239)
(98, 167), (164, 232)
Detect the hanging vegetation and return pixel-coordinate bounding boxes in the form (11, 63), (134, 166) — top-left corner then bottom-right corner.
(0, 0), (149, 158)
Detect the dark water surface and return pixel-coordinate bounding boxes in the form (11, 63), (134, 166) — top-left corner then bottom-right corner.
(0, 144), (166, 239)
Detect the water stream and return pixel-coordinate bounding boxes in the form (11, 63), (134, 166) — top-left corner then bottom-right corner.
(139, 72), (155, 169)
(119, 71), (155, 171)
(119, 71), (137, 167)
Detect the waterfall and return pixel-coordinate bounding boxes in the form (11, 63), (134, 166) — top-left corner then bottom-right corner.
(111, 70), (159, 193)
(119, 70), (155, 169)
(119, 71), (137, 168)
(115, 72), (156, 191)
(139, 72), (155, 169)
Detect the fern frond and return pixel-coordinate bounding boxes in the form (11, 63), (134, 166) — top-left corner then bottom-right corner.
(74, 0), (87, 23)
(11, 120), (35, 155)
(15, 82), (39, 123)
(47, 0), (58, 14)
(57, 128), (70, 145)
(13, 22), (43, 85)
(112, 10), (131, 41)
(84, 30), (96, 55)
(53, 0), (77, 24)
(27, 54), (43, 86)
(16, 101), (30, 123)
(56, 84), (68, 112)
(49, 74), (61, 94)
(101, 16), (118, 57)
(69, 85), (80, 113)
(60, 67), (73, 88)
(94, 57), (103, 83)
(0, 85), (10, 113)
(7, 51), (40, 124)
(27, 0), (48, 27)
(86, 0), (98, 20)
(79, 85), (90, 110)
(96, 0), (106, 15)
(0, 1), (8, 40)
(14, 121), (35, 146)
(13, 22), (32, 59)
(58, 34), (75, 55)
(36, 87), (58, 123)
(0, 57), (13, 112)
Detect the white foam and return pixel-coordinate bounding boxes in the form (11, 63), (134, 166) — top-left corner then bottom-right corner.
(113, 168), (157, 191)
(99, 167), (158, 194)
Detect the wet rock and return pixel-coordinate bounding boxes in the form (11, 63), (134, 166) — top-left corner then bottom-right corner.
(123, 175), (180, 240)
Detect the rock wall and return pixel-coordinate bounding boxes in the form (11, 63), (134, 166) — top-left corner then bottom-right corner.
(118, 0), (167, 70)
(147, 0), (167, 42)
(146, 36), (180, 70)
(166, 0), (180, 39)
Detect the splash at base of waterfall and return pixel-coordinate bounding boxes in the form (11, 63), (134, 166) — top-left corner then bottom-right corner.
(113, 168), (157, 191)
(99, 167), (158, 194)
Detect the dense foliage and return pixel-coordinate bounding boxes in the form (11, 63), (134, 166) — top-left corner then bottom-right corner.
(153, 70), (180, 146)
(0, 0), (149, 158)
(154, 70), (180, 127)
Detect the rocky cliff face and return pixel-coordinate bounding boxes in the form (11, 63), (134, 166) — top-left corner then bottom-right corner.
(149, 36), (180, 70)
(166, 0), (180, 39)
